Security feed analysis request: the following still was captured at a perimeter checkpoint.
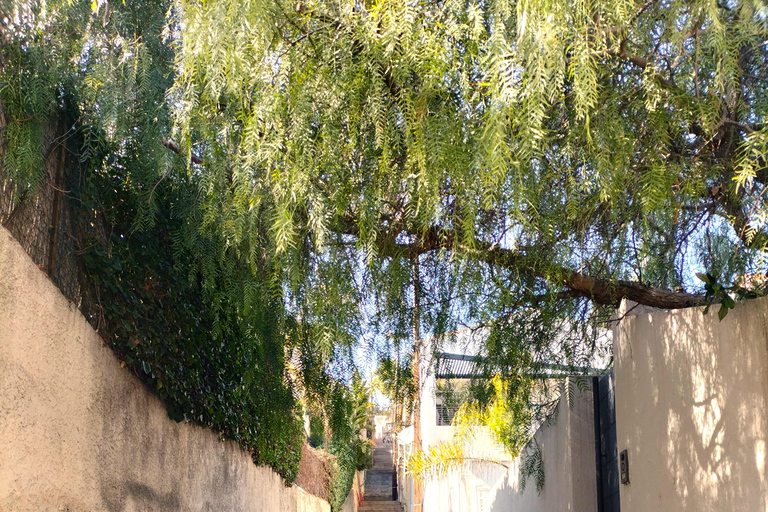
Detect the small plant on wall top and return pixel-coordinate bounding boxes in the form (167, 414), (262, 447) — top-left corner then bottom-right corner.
(697, 272), (768, 321)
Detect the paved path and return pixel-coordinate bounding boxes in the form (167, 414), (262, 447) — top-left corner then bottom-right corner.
(360, 438), (403, 512)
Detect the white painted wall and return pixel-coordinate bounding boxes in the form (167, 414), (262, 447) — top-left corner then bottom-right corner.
(613, 298), (768, 512)
(419, 365), (456, 450)
(0, 226), (329, 512)
(374, 414), (389, 439)
(421, 381), (597, 512)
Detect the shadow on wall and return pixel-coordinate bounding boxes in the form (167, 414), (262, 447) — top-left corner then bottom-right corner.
(487, 382), (597, 512)
(487, 442), (544, 512)
(465, 460), (508, 511)
(487, 435), (558, 512)
(490, 475), (518, 512)
(614, 299), (768, 512)
(101, 482), (180, 512)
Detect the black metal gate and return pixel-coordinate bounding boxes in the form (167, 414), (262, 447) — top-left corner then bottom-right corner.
(593, 372), (620, 512)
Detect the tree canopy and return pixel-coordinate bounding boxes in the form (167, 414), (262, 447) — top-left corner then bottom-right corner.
(166, 0), (768, 312)
(2, 0), (768, 459)
(172, 0), (768, 362)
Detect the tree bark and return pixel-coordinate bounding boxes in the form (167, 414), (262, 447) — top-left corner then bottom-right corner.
(411, 255), (423, 512)
(334, 216), (709, 310)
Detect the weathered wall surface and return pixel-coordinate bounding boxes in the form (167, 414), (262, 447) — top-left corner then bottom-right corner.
(420, 382), (597, 512)
(0, 225), (329, 512)
(340, 471), (364, 512)
(613, 298), (768, 512)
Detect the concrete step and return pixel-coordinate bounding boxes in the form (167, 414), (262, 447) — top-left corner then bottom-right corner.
(359, 503), (404, 512)
(363, 437), (399, 511)
(365, 469), (395, 491)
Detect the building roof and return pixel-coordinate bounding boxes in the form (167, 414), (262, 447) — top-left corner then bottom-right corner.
(435, 352), (483, 379)
(435, 351), (604, 379)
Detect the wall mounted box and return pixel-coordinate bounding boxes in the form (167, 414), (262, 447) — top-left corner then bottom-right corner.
(620, 450), (629, 485)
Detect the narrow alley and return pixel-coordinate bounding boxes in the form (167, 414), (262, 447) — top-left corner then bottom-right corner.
(360, 437), (402, 512)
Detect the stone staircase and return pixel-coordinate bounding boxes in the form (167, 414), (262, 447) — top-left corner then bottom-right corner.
(360, 438), (403, 512)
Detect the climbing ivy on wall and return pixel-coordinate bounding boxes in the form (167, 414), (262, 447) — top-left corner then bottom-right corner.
(76, 147), (306, 481)
(0, 0), (366, 486)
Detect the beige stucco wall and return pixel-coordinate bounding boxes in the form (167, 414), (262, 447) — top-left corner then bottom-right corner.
(340, 471), (364, 512)
(613, 298), (768, 512)
(420, 381), (597, 512)
(0, 225), (330, 512)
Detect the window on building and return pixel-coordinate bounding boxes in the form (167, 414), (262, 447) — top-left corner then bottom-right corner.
(435, 378), (470, 426)
(436, 402), (460, 425)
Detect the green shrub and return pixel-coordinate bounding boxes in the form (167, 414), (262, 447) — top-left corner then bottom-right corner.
(329, 439), (356, 512)
(309, 416), (325, 448)
(352, 437), (374, 470)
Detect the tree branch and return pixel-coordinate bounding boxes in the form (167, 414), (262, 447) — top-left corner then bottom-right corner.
(162, 139), (204, 165)
(334, 216), (707, 309)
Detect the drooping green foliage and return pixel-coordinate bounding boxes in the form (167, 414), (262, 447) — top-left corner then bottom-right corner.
(308, 415), (326, 448)
(168, 0), (768, 288)
(350, 371), (375, 470)
(2, 0), (174, 204)
(373, 354), (417, 421)
(328, 438), (357, 512)
(2, 0), (320, 483)
(323, 383), (357, 512)
(3, 0), (768, 485)
(321, 379), (373, 511)
(350, 370), (374, 435)
(165, 0), (768, 373)
(352, 437), (375, 470)
(297, 369), (372, 509)
(519, 442), (545, 493)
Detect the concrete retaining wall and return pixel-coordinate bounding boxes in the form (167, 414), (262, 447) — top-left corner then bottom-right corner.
(0, 225), (330, 512)
(613, 299), (768, 511)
